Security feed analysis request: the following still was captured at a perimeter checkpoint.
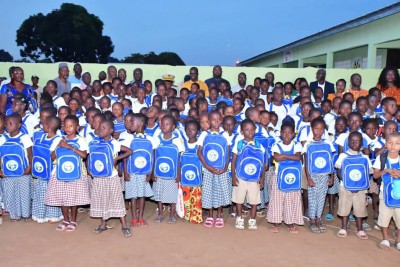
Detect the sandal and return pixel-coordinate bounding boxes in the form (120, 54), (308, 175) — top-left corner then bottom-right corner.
(138, 218), (149, 228)
(66, 222), (77, 232)
(309, 223), (321, 234)
(288, 226), (298, 234)
(122, 228), (132, 238)
(337, 229), (347, 238)
(242, 210), (249, 217)
(230, 212), (236, 218)
(131, 219), (139, 228)
(77, 207), (86, 213)
(270, 225), (279, 233)
(154, 215), (164, 223)
(214, 218), (224, 228)
(379, 240), (390, 250)
(168, 216), (177, 224)
(324, 213), (334, 221)
(203, 217), (214, 228)
(256, 210), (266, 218)
(56, 221), (70, 231)
(362, 222), (372, 232)
(317, 222), (327, 233)
(94, 225), (108, 234)
(356, 230), (368, 240)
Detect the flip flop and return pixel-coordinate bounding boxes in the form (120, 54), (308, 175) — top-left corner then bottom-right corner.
(337, 229), (347, 238)
(356, 230), (368, 240)
(309, 223), (321, 234)
(138, 218), (149, 228)
(131, 219), (139, 228)
(154, 215), (164, 223)
(379, 240), (390, 250)
(288, 226), (298, 234)
(270, 225), (279, 233)
(324, 213), (334, 221)
(318, 222), (327, 233)
(94, 226), (108, 234)
(203, 217), (214, 228)
(122, 228), (132, 238)
(362, 222), (372, 232)
(66, 222), (77, 232)
(256, 210), (266, 218)
(56, 221), (70, 231)
(214, 218), (224, 228)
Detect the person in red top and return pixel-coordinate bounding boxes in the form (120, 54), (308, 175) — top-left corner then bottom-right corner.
(377, 66), (400, 105)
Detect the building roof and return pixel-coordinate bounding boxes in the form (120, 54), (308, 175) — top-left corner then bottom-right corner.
(241, 3), (400, 66)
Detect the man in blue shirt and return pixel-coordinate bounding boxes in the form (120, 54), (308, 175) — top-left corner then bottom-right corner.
(205, 65), (231, 90)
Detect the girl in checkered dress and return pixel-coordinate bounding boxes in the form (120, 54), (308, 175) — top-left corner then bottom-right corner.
(0, 114), (33, 221)
(267, 123), (303, 233)
(152, 115), (185, 224)
(32, 116), (63, 223)
(45, 115), (90, 232)
(198, 111), (231, 228)
(89, 119), (133, 238)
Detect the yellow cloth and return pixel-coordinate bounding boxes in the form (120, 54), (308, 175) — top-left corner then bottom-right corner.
(182, 80), (209, 96)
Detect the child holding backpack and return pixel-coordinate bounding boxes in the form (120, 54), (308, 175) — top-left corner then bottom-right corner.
(373, 132), (400, 249)
(303, 118), (335, 233)
(267, 122), (303, 233)
(0, 113), (33, 221)
(335, 131), (373, 240)
(231, 119), (266, 230)
(44, 115), (90, 232)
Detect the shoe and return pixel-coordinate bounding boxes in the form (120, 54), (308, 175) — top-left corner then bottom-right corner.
(349, 214), (355, 222)
(248, 218), (257, 230)
(362, 222), (372, 232)
(235, 217), (245, 230)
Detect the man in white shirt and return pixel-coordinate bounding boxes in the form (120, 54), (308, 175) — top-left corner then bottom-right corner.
(231, 72), (247, 94)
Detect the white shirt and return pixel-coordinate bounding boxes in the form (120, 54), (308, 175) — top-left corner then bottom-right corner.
(271, 141), (302, 174)
(153, 134), (185, 153)
(231, 84), (247, 94)
(132, 99), (149, 114)
(53, 95), (67, 110)
(302, 139), (336, 154)
(335, 131), (372, 150)
(119, 133), (156, 150)
(268, 103), (289, 129)
(22, 113), (39, 138)
(231, 139), (266, 155)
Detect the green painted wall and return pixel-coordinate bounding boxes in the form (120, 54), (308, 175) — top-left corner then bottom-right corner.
(0, 62), (386, 91)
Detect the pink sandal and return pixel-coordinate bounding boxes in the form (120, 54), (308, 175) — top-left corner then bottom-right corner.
(203, 217), (214, 228)
(214, 218), (224, 228)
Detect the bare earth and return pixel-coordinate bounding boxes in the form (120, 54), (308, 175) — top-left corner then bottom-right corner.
(1, 202), (400, 267)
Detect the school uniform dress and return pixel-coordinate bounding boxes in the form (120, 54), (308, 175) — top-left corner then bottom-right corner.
(0, 133), (32, 220)
(197, 131), (231, 209)
(89, 139), (126, 220)
(152, 134), (185, 204)
(44, 136), (90, 207)
(303, 139), (336, 220)
(121, 133), (154, 200)
(267, 141), (304, 225)
(369, 137), (385, 194)
(32, 135), (63, 223)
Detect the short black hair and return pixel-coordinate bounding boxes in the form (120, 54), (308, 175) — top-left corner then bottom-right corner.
(64, 115), (79, 125)
(240, 118), (256, 130)
(310, 117), (326, 128)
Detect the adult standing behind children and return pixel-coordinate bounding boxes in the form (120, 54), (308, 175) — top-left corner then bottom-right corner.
(67, 63), (82, 89)
(231, 72), (247, 94)
(310, 69), (334, 100)
(182, 67), (209, 96)
(205, 65), (231, 90)
(54, 63), (71, 97)
(346, 73), (369, 102)
(377, 66), (400, 105)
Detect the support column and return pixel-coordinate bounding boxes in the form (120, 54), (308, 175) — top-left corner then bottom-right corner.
(367, 44), (377, 69)
(298, 58), (304, 68)
(326, 52), (334, 68)
(278, 63), (283, 68)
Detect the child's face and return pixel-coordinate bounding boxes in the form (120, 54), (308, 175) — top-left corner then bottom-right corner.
(322, 102), (331, 114)
(199, 102), (208, 113)
(58, 109), (69, 123)
(180, 90), (189, 101)
(336, 81), (346, 93)
(130, 117), (142, 133)
(386, 136), (400, 155)
(223, 119), (235, 133)
(384, 100), (398, 115)
(93, 81), (101, 93)
(363, 122), (377, 139)
(209, 113), (222, 130)
(122, 100), (131, 109)
(190, 85), (199, 94)
(40, 111), (51, 125)
(241, 123), (256, 140)
(93, 116), (103, 132)
(185, 123), (198, 140)
(384, 123), (398, 136)
(281, 126), (295, 143)
(301, 105), (311, 118)
(348, 134), (362, 152)
(260, 113), (270, 126)
(98, 122), (113, 138)
(71, 92), (81, 100)
(356, 99), (368, 113)
(175, 100), (185, 111)
(68, 100), (79, 112)
(343, 94), (354, 104)
(233, 99), (243, 112)
(46, 82), (57, 96)
(188, 109), (199, 120)
(200, 115), (210, 131)
(118, 86), (126, 98)
(11, 99), (24, 114)
(250, 89), (259, 101)
(64, 119), (78, 136)
(314, 89), (323, 99)
(347, 115), (362, 132)
(112, 104), (123, 119)
(339, 104), (352, 118)
(100, 99), (110, 110)
(62, 94), (71, 105)
(209, 90), (218, 101)
(147, 106), (158, 119)
(224, 107), (234, 117)
(284, 85), (292, 96)
(160, 117), (175, 134)
(124, 116), (134, 130)
(84, 98), (95, 109)
(333, 98), (341, 110)
(371, 90), (382, 102)
(309, 111), (322, 121)
(86, 111), (96, 125)
(311, 122), (325, 140)
(157, 85), (167, 97)
(250, 112), (261, 124)
(395, 110), (400, 121)
(5, 117), (20, 134)
(335, 119), (347, 135)
(103, 85), (112, 95)
(270, 115), (278, 126)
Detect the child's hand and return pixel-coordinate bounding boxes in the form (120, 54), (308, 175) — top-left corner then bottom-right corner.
(175, 176), (181, 183)
(232, 176), (239, 186)
(112, 132), (120, 139)
(328, 177), (334, 186)
(387, 169), (400, 178)
(124, 172), (130, 181)
(308, 179), (315, 187)
(23, 167), (31, 176)
(0, 171), (4, 178)
(259, 178), (265, 189)
(145, 174), (151, 182)
(58, 140), (68, 148)
(152, 175), (157, 182)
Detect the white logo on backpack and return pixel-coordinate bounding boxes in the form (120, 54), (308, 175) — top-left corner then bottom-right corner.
(134, 156), (147, 168)
(349, 169), (362, 181)
(94, 160), (104, 172)
(6, 160), (18, 171)
(62, 161), (75, 174)
(315, 157), (326, 169)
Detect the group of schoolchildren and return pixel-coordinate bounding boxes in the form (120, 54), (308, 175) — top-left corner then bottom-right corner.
(1, 72), (400, 250)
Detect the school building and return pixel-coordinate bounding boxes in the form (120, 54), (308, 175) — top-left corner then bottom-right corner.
(240, 3), (400, 69)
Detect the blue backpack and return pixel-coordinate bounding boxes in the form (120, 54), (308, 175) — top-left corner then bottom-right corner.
(381, 160), (400, 208)
(33, 129), (45, 144)
(181, 142), (202, 187)
(126, 134), (154, 175)
(203, 131), (229, 170)
(341, 153), (370, 191)
(332, 137), (339, 173)
(154, 136), (180, 179)
(32, 135), (58, 181)
(276, 142), (302, 192)
(306, 140), (333, 175)
(0, 134), (28, 177)
(55, 138), (82, 181)
(254, 125), (275, 164)
(88, 139), (114, 177)
(236, 140), (265, 182)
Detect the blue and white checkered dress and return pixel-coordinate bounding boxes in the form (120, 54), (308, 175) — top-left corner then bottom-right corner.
(152, 178), (178, 204)
(125, 174), (154, 199)
(308, 174), (329, 219)
(32, 178), (62, 223)
(2, 175), (31, 220)
(202, 169), (231, 209)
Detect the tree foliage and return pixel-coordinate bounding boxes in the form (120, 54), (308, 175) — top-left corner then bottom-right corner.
(122, 51), (185, 66)
(16, 3), (114, 63)
(0, 49), (13, 62)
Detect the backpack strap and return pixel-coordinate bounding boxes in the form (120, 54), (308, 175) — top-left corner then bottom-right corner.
(237, 140), (244, 153)
(380, 151), (388, 171)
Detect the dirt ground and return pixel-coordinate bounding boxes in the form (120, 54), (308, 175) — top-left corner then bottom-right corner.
(1, 202), (400, 267)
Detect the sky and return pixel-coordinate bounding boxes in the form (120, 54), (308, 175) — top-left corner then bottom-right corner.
(0, 0), (398, 66)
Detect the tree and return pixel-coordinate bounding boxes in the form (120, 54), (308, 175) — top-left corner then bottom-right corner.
(0, 49), (13, 62)
(16, 3), (114, 63)
(108, 56), (121, 63)
(122, 51), (185, 66)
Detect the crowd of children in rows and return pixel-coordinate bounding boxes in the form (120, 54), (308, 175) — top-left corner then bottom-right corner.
(1, 68), (400, 250)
